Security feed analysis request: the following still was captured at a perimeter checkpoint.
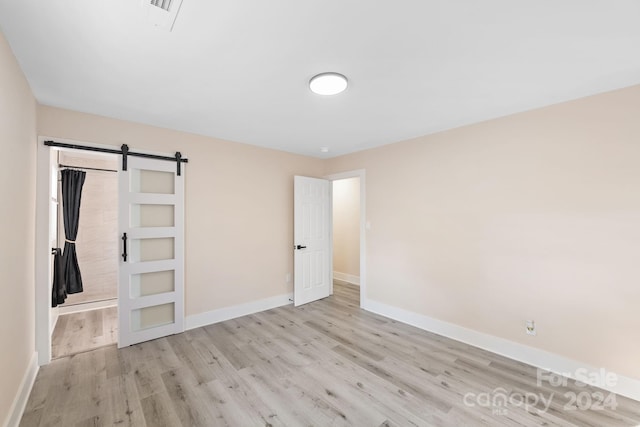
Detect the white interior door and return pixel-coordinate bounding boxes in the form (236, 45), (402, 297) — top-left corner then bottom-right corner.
(118, 156), (184, 347)
(294, 176), (331, 306)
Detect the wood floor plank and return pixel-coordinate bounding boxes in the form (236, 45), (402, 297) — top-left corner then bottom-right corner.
(305, 319), (386, 361)
(22, 357), (67, 416)
(51, 307), (117, 359)
(238, 362), (331, 426)
(311, 351), (441, 426)
(216, 369), (290, 426)
(288, 357), (395, 426)
(21, 281), (640, 427)
(160, 368), (218, 426)
(194, 379), (266, 426)
(202, 323), (253, 371)
(106, 373), (146, 427)
(166, 332), (217, 385)
(59, 351), (110, 427)
(139, 391), (182, 427)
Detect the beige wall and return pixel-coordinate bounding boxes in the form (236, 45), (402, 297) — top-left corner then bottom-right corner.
(332, 178), (360, 278)
(325, 85), (640, 380)
(37, 106), (325, 316)
(0, 32), (37, 425)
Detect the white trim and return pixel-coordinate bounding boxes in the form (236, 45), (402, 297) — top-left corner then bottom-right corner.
(36, 136), (124, 365)
(35, 137), (54, 365)
(185, 293), (293, 330)
(57, 299), (117, 315)
(327, 181), (334, 296)
(363, 298), (640, 402)
(324, 169), (366, 309)
(333, 271), (360, 286)
(3, 352), (39, 427)
(50, 307), (59, 335)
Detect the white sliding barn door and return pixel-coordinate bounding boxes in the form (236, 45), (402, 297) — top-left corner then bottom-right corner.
(118, 157), (184, 347)
(294, 176), (331, 306)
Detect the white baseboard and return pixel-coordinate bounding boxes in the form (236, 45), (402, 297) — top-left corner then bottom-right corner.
(50, 306), (59, 335)
(185, 293), (293, 330)
(363, 298), (640, 402)
(58, 298), (117, 315)
(4, 352), (39, 427)
(333, 271), (360, 286)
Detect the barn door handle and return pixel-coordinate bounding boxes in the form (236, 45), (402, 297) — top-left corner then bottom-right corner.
(295, 245), (307, 250)
(122, 233), (128, 262)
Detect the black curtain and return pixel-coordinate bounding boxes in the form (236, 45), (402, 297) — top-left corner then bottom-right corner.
(51, 248), (66, 307)
(61, 169), (86, 294)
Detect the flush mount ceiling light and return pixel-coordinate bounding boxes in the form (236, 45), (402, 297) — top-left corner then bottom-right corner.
(309, 72), (348, 95)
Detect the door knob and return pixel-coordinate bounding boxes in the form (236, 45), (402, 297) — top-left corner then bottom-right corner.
(295, 245), (307, 250)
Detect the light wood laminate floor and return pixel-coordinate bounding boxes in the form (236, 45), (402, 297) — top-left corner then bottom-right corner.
(51, 306), (118, 359)
(23, 282), (640, 426)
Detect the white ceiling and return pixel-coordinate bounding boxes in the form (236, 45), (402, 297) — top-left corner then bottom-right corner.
(1, 1), (639, 158)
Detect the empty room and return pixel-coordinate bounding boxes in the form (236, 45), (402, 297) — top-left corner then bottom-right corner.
(1, 1), (640, 426)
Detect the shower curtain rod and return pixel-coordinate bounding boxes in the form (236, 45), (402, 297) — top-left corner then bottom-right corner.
(59, 164), (117, 173)
(44, 140), (188, 176)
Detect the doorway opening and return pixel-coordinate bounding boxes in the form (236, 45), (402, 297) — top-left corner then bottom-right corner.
(37, 138), (187, 364)
(332, 177), (361, 291)
(325, 169), (366, 308)
(293, 170), (366, 308)
(50, 149), (119, 359)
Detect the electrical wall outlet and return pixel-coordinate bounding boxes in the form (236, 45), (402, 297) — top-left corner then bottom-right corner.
(285, 273), (291, 283)
(526, 320), (536, 336)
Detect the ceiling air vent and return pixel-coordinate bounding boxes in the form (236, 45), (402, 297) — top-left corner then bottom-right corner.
(150, 0), (172, 12)
(142, 0), (183, 31)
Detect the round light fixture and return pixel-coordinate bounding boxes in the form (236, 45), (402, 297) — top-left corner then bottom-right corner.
(309, 72), (348, 95)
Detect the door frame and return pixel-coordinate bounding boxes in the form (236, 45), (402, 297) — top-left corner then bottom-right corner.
(34, 136), (183, 365)
(35, 137), (55, 365)
(36, 136), (120, 365)
(324, 169), (366, 308)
